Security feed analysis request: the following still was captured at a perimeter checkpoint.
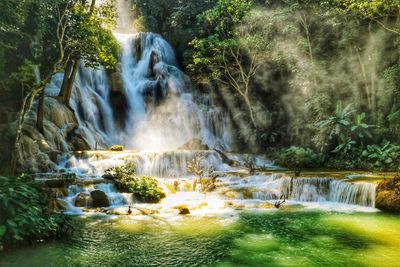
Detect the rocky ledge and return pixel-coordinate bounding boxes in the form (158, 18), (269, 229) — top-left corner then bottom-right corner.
(376, 176), (400, 212)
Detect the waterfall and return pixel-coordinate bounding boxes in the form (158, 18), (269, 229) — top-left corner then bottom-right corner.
(251, 177), (377, 207)
(46, 32), (233, 152)
(60, 150), (230, 177)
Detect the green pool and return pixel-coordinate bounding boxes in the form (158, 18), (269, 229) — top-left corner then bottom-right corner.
(1, 211), (399, 267)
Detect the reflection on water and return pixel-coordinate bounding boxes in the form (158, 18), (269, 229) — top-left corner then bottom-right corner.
(1, 211), (400, 267)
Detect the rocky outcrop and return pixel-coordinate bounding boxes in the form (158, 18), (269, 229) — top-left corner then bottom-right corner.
(376, 177), (400, 212)
(17, 96), (92, 173)
(91, 190), (110, 207)
(178, 138), (209, 150)
(173, 204), (190, 215)
(74, 192), (92, 207)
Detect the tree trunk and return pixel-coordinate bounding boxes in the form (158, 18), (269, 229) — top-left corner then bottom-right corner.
(59, 59), (80, 106)
(244, 95), (257, 129)
(64, 59), (80, 105)
(36, 89), (45, 134)
(90, 0), (96, 13)
(59, 60), (74, 100)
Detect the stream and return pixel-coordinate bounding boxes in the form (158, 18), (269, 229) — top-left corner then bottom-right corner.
(2, 8), (399, 266)
(1, 211), (400, 266)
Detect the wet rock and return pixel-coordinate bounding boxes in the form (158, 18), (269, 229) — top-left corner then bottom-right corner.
(149, 51), (159, 77)
(138, 208), (160, 215)
(178, 138), (209, 150)
(173, 205), (190, 215)
(134, 34), (142, 60)
(224, 201), (245, 210)
(74, 192), (92, 207)
(223, 190), (244, 199)
(376, 177), (400, 212)
(70, 135), (91, 151)
(90, 190), (110, 207)
(110, 72), (124, 94)
(56, 199), (68, 211)
(214, 149), (235, 165)
(16, 97), (77, 172)
(256, 202), (274, 209)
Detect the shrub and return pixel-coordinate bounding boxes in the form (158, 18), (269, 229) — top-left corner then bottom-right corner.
(0, 175), (71, 250)
(275, 146), (321, 176)
(109, 145), (124, 151)
(362, 141), (400, 171)
(186, 157), (216, 192)
(104, 164), (166, 203)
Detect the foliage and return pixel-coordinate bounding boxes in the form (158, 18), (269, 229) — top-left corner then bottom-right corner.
(188, 0), (253, 78)
(0, 175), (71, 250)
(104, 164), (166, 203)
(109, 145), (124, 151)
(65, 0), (119, 70)
(275, 146), (321, 175)
(315, 101), (375, 155)
(362, 141), (400, 170)
(316, 102), (356, 147)
(341, 0), (400, 19)
(131, 0), (214, 65)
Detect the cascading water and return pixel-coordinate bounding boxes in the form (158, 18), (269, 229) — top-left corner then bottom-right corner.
(46, 32), (233, 152)
(46, 6), (379, 215)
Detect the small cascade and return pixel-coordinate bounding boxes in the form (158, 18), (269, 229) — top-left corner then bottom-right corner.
(59, 150), (230, 177)
(62, 183), (132, 214)
(241, 176), (377, 207)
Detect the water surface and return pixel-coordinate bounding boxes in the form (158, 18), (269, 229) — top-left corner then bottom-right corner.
(1, 211), (399, 267)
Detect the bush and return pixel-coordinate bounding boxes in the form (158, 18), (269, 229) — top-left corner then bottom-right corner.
(0, 175), (71, 250)
(274, 146), (321, 175)
(104, 164), (166, 203)
(362, 141), (400, 171)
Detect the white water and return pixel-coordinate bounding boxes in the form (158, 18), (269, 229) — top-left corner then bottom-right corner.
(46, 32), (233, 152)
(60, 149), (378, 215)
(43, 9), (378, 216)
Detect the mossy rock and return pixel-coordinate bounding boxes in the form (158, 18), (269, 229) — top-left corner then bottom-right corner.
(173, 204), (190, 215)
(90, 190), (110, 207)
(376, 178), (400, 212)
(74, 192), (92, 207)
(109, 145), (124, 151)
(376, 190), (400, 212)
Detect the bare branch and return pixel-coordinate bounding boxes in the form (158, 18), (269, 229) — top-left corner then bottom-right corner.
(373, 18), (400, 35)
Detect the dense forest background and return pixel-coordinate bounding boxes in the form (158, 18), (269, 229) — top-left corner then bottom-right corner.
(1, 0), (399, 172)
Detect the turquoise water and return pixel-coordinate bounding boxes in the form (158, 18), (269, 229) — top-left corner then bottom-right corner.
(1, 211), (400, 267)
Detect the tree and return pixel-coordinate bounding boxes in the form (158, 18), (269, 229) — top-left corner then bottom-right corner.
(57, 0), (119, 106)
(340, 0), (400, 35)
(12, 0), (119, 174)
(189, 0), (264, 128)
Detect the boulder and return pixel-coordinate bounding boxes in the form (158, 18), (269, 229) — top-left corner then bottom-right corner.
(90, 190), (110, 207)
(376, 177), (400, 212)
(214, 149), (236, 166)
(74, 192), (92, 207)
(178, 138), (209, 150)
(70, 135), (91, 151)
(110, 72), (124, 94)
(173, 204), (190, 215)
